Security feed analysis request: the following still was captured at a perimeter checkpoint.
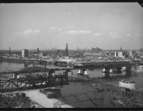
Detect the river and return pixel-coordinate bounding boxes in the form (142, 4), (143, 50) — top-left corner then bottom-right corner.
(0, 62), (143, 107)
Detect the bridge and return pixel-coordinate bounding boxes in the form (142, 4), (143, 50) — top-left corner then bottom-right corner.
(0, 60), (142, 92)
(74, 61), (134, 67)
(73, 61), (136, 78)
(0, 67), (72, 93)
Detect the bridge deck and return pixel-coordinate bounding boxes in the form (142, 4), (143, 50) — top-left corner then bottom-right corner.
(74, 61), (134, 68)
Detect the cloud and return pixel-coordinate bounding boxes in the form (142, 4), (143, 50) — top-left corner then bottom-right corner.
(15, 29), (41, 35)
(49, 27), (61, 31)
(109, 32), (121, 38)
(63, 30), (92, 34)
(94, 33), (102, 36)
(135, 33), (140, 36)
(125, 33), (130, 36)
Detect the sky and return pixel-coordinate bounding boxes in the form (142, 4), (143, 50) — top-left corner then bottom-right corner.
(0, 3), (143, 50)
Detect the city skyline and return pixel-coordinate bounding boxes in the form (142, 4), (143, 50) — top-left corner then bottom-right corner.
(0, 3), (143, 50)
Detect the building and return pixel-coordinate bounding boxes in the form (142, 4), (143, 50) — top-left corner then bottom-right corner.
(114, 51), (118, 57)
(129, 50), (133, 58)
(84, 52), (103, 57)
(118, 51), (123, 58)
(22, 49), (29, 58)
(37, 48), (39, 54)
(39, 52), (47, 60)
(114, 46), (124, 58)
(55, 57), (76, 67)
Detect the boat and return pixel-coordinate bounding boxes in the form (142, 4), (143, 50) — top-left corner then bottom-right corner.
(119, 80), (136, 90)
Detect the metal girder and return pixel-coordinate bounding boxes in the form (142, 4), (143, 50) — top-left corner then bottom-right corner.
(0, 75), (69, 93)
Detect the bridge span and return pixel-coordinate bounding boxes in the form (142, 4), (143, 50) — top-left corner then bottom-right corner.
(0, 60), (141, 93)
(73, 61), (136, 78)
(0, 67), (72, 93)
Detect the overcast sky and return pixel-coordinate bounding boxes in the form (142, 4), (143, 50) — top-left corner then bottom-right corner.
(0, 3), (143, 50)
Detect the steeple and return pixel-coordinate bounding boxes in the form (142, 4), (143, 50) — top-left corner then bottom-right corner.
(66, 43), (68, 56)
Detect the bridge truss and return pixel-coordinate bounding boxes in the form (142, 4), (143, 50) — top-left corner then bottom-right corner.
(0, 66), (70, 93)
(0, 75), (68, 93)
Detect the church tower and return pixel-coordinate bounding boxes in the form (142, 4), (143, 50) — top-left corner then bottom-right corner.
(66, 43), (68, 56)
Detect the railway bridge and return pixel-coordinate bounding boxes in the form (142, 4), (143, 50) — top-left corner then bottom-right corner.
(0, 66), (73, 93)
(73, 61), (135, 78)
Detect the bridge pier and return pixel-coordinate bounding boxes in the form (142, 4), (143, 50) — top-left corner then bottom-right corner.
(83, 69), (89, 76)
(126, 66), (131, 76)
(117, 67), (122, 73)
(77, 69), (83, 76)
(64, 69), (70, 76)
(77, 69), (88, 76)
(109, 69), (113, 73)
(12, 73), (20, 79)
(104, 67), (110, 78)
